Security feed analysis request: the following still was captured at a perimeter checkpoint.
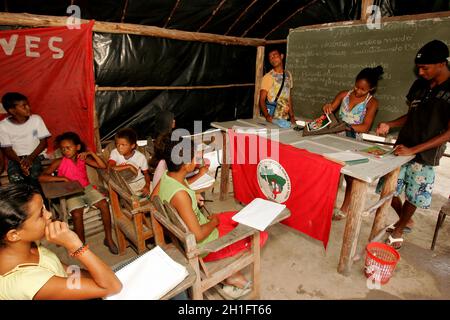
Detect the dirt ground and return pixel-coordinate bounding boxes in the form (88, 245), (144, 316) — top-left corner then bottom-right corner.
(50, 156), (450, 300)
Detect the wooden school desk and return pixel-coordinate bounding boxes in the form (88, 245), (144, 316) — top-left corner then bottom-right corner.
(41, 180), (84, 224)
(210, 118), (414, 275)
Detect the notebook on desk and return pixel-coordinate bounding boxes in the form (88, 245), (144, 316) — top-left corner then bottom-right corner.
(188, 174), (215, 190)
(232, 198), (286, 231)
(105, 246), (188, 300)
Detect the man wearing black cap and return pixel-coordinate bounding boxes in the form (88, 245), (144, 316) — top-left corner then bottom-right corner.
(376, 40), (450, 250)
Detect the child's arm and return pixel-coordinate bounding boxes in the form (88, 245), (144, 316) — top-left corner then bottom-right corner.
(81, 151), (107, 169)
(0, 149), (4, 175)
(39, 159), (68, 182)
(323, 91), (347, 114)
(22, 138), (48, 169)
(140, 170), (151, 196)
(395, 120), (450, 156)
(2, 146), (22, 163)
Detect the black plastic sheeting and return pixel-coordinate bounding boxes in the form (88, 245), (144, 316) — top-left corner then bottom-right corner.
(93, 33), (256, 140)
(96, 87), (254, 141)
(94, 34), (256, 86)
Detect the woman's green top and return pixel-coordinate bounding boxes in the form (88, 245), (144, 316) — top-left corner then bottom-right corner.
(158, 171), (219, 247)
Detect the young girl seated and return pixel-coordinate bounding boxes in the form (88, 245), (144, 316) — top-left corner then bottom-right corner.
(151, 136), (268, 299)
(321, 66), (384, 220)
(108, 128), (151, 196)
(0, 184), (122, 299)
(39, 132), (118, 254)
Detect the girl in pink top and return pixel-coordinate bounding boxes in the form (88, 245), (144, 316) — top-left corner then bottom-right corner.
(39, 132), (118, 255)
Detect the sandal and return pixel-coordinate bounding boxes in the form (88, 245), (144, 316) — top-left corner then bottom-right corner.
(386, 223), (412, 234)
(386, 235), (403, 250)
(221, 284), (251, 300)
(332, 208), (347, 221)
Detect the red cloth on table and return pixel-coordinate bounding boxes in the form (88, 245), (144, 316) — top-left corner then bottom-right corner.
(202, 211), (268, 262)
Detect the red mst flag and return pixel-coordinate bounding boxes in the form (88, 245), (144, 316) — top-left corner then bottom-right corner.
(229, 131), (342, 248)
(0, 22), (95, 153)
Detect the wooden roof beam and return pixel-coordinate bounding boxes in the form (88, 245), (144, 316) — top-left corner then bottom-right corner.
(241, 0), (280, 37)
(197, 0), (227, 33)
(224, 0), (259, 36)
(120, 0), (129, 23)
(163, 0), (182, 28)
(264, 0), (320, 39)
(0, 12), (266, 46)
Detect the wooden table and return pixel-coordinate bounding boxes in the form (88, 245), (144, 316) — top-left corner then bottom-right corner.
(41, 181), (84, 224)
(211, 117), (414, 275)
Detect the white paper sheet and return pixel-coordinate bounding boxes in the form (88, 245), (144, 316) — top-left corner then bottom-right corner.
(106, 246), (188, 300)
(324, 150), (368, 162)
(232, 198), (286, 231)
(188, 174), (215, 190)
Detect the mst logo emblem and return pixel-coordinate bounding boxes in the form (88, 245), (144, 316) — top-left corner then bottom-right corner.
(257, 159), (291, 203)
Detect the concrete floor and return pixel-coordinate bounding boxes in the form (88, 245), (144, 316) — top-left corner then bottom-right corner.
(50, 156), (450, 300)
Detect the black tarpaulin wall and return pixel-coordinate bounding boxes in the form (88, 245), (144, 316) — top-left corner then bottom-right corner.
(93, 34), (256, 140)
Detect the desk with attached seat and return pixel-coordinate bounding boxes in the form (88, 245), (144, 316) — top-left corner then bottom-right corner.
(41, 180), (84, 224)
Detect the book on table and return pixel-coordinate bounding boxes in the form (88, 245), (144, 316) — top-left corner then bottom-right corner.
(305, 113), (332, 132)
(359, 145), (395, 158)
(232, 198), (286, 231)
(232, 125), (268, 134)
(188, 174), (215, 190)
(105, 246), (188, 300)
(324, 151), (369, 166)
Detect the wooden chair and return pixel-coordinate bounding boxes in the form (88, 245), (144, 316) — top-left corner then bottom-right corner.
(105, 169), (154, 255)
(150, 195), (262, 300)
(431, 196), (450, 250)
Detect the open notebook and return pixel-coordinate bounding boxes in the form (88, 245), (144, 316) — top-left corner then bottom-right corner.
(188, 174), (215, 190)
(105, 246), (188, 300)
(232, 198), (286, 231)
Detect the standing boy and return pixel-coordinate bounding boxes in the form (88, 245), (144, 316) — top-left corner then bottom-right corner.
(259, 48), (296, 126)
(376, 40), (450, 249)
(0, 92), (51, 189)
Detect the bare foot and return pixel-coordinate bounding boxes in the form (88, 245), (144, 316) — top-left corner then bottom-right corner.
(224, 274), (248, 289)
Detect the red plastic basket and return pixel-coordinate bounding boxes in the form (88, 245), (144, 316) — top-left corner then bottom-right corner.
(364, 242), (400, 284)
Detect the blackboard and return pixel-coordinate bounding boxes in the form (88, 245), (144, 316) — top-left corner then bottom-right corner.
(286, 15), (450, 129)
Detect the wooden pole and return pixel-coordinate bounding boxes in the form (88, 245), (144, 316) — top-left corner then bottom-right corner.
(253, 46), (265, 118)
(0, 12), (266, 47)
(224, 0), (260, 36)
(241, 0), (281, 37)
(338, 178), (368, 275)
(369, 168), (400, 240)
(219, 131), (230, 201)
(197, 0), (227, 32)
(93, 87), (102, 153)
(96, 83), (254, 91)
(120, 0), (129, 23)
(264, 0), (321, 39)
(361, 0), (375, 22)
(265, 39), (287, 44)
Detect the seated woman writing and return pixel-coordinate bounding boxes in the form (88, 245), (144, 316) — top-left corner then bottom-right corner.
(321, 66), (383, 220)
(0, 184), (122, 299)
(151, 135), (268, 299)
